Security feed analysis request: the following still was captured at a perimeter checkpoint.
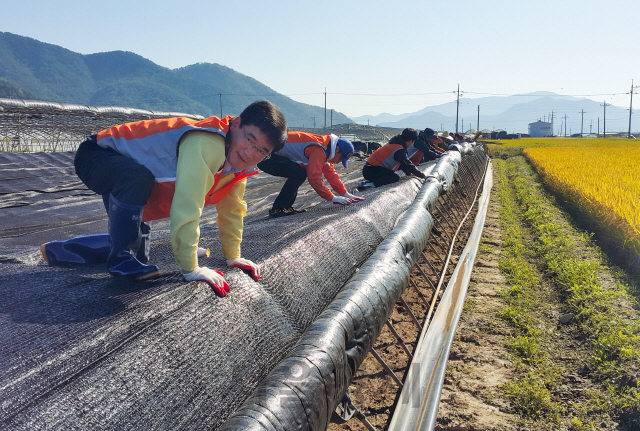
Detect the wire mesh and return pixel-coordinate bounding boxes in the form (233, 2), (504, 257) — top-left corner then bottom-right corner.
(0, 98), (203, 152)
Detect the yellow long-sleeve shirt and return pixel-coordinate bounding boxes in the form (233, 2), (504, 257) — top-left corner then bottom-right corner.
(170, 132), (247, 272)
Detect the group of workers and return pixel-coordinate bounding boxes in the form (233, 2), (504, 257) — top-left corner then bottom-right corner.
(40, 100), (451, 297)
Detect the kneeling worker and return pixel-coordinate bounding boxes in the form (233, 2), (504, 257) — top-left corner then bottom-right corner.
(408, 127), (444, 165)
(41, 101), (287, 297)
(358, 128), (427, 190)
(258, 131), (364, 218)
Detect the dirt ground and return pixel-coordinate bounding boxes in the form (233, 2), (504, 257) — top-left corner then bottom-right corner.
(434, 182), (520, 430)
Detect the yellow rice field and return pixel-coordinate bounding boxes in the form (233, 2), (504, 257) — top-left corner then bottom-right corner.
(524, 146), (640, 254)
(490, 137), (640, 149)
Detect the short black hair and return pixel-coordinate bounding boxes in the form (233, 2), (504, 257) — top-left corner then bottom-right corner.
(401, 128), (418, 143)
(239, 101), (287, 152)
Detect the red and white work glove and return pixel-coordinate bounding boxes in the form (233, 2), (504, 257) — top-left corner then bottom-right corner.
(331, 196), (351, 205)
(227, 257), (260, 281)
(341, 191), (365, 202)
(183, 266), (230, 297)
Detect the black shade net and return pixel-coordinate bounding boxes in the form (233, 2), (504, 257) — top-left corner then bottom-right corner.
(0, 145), (489, 430)
(221, 145), (488, 430)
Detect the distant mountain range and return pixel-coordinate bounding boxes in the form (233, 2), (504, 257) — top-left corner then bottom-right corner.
(352, 92), (638, 135)
(0, 32), (351, 127)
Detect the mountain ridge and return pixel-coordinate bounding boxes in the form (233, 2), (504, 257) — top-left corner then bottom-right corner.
(354, 93), (636, 134)
(0, 32), (351, 127)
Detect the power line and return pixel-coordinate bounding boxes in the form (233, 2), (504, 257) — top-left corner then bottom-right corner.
(465, 91), (625, 97)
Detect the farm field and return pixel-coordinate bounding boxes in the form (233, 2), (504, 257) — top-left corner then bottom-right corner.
(525, 147), (640, 259)
(488, 137), (640, 277)
(489, 136), (640, 149)
(435, 138), (640, 430)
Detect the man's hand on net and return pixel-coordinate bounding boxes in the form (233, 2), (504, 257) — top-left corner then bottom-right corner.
(183, 266), (230, 297)
(341, 191), (365, 202)
(227, 257), (260, 281)
(331, 196), (351, 205)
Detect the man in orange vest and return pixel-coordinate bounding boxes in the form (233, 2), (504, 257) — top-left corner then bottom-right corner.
(40, 101), (287, 297)
(257, 131), (364, 218)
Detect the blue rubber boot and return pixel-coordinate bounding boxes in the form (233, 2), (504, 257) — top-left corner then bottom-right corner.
(104, 193), (151, 263)
(41, 234), (110, 266)
(106, 194), (160, 279)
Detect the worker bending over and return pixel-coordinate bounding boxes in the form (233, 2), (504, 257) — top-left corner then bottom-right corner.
(357, 128), (427, 190)
(41, 101), (287, 297)
(408, 128), (444, 165)
(258, 131), (364, 218)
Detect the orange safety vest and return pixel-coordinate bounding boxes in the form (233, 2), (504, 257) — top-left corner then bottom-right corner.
(366, 143), (405, 171)
(141, 169), (257, 222)
(277, 131), (335, 164)
(96, 115), (257, 222)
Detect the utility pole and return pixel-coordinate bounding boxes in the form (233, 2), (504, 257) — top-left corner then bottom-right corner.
(324, 88), (327, 128)
(590, 120), (593, 135)
(601, 101), (610, 138)
(550, 111), (555, 136)
(597, 117), (600, 137)
(564, 114), (568, 137)
(312, 116), (316, 128)
(579, 109), (586, 137)
(629, 79), (638, 139)
(477, 105), (480, 132)
(218, 93), (223, 118)
(455, 84), (461, 133)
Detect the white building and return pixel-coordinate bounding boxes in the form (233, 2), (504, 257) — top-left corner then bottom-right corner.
(528, 120), (552, 137)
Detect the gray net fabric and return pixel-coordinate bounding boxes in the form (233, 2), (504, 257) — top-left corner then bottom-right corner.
(0, 98), (203, 152)
(0, 148), (440, 430)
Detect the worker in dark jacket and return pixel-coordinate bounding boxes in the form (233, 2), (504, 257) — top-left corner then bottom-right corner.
(408, 128), (443, 165)
(357, 128), (427, 190)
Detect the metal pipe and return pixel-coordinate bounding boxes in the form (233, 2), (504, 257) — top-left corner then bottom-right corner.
(417, 252), (441, 283)
(356, 411), (378, 431)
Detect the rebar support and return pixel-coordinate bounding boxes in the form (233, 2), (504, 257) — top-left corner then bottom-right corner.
(385, 320), (413, 359)
(399, 296), (422, 331)
(370, 348), (403, 388)
(409, 278), (430, 307)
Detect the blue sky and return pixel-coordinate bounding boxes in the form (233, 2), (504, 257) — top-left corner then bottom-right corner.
(2, 0), (638, 117)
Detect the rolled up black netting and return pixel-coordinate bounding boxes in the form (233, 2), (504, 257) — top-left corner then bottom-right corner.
(0, 142), (486, 430)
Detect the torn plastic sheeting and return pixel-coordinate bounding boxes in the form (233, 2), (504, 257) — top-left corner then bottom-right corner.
(217, 158), (456, 430)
